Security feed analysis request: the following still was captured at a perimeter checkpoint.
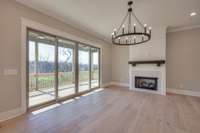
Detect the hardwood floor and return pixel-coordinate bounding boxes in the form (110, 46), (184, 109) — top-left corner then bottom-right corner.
(1, 86), (200, 133)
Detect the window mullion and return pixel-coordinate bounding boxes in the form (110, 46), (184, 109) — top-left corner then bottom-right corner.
(55, 38), (59, 101)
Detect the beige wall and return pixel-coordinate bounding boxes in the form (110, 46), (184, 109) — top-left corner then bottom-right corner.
(111, 45), (129, 84)
(166, 28), (200, 91)
(0, 0), (112, 113)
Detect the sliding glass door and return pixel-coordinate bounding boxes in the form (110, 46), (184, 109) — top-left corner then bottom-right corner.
(78, 44), (90, 92)
(28, 31), (56, 107)
(58, 39), (76, 98)
(28, 29), (101, 108)
(91, 47), (100, 88)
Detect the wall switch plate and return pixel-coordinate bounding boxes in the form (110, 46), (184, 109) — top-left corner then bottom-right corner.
(4, 69), (18, 76)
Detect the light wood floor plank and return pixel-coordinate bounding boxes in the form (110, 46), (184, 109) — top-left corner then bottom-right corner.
(0, 86), (200, 133)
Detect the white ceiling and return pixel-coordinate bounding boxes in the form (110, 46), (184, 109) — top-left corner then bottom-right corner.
(16, 0), (200, 43)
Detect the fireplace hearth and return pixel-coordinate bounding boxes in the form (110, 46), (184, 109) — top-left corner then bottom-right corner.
(135, 76), (158, 90)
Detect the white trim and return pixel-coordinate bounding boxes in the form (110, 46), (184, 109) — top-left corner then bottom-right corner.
(131, 88), (163, 95)
(167, 24), (200, 33)
(107, 82), (164, 95)
(21, 17), (103, 96)
(21, 19), (27, 114)
(16, 0), (110, 44)
(20, 17), (103, 91)
(109, 82), (129, 87)
(101, 83), (111, 88)
(0, 19), (29, 123)
(21, 17), (103, 48)
(99, 47), (103, 88)
(0, 108), (24, 122)
(0, 17), (106, 123)
(167, 88), (200, 97)
(129, 66), (166, 96)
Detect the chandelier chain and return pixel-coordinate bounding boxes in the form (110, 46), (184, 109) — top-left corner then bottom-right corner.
(131, 12), (144, 28)
(116, 12), (129, 34)
(111, 1), (151, 46)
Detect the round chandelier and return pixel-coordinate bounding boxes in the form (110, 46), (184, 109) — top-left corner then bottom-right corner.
(111, 1), (152, 46)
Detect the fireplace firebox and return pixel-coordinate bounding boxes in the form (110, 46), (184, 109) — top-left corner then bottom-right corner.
(135, 76), (158, 90)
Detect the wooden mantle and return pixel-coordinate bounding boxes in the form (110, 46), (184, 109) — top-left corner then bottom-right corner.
(128, 60), (165, 67)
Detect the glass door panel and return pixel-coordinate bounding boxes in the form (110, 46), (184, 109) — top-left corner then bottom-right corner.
(91, 48), (100, 88)
(28, 30), (101, 108)
(58, 39), (76, 98)
(78, 44), (90, 92)
(29, 41), (36, 93)
(28, 31), (56, 107)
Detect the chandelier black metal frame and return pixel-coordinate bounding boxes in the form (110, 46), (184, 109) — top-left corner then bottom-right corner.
(111, 1), (152, 46)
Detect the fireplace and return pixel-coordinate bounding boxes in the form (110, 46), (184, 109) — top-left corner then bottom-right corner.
(135, 76), (158, 90)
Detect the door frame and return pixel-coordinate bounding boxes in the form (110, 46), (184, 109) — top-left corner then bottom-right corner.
(27, 30), (58, 108)
(21, 17), (102, 111)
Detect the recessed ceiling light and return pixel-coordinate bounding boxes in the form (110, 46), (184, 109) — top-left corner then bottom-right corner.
(190, 12), (197, 17)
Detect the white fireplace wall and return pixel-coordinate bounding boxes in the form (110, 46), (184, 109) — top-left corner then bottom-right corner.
(129, 26), (166, 61)
(130, 65), (166, 95)
(111, 24), (167, 93)
(129, 25), (167, 95)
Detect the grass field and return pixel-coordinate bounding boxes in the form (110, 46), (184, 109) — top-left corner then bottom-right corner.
(29, 70), (99, 90)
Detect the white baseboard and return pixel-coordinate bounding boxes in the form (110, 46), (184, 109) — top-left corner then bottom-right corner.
(109, 82), (129, 87)
(130, 88), (164, 95)
(0, 82), (111, 123)
(0, 107), (26, 122)
(167, 88), (200, 97)
(101, 83), (111, 88)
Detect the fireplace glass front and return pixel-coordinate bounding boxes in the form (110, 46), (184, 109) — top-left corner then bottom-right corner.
(135, 76), (158, 90)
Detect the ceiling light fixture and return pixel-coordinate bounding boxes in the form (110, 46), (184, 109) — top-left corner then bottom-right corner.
(111, 1), (151, 46)
(190, 12), (197, 17)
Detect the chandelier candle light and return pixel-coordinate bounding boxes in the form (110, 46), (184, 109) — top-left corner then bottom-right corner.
(111, 1), (152, 46)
